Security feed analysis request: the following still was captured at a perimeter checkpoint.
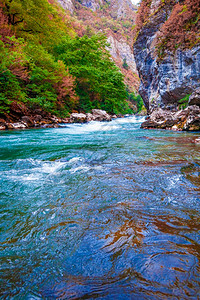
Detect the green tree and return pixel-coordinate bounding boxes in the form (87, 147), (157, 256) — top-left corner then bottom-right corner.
(128, 91), (144, 112)
(54, 34), (128, 114)
(122, 57), (129, 70)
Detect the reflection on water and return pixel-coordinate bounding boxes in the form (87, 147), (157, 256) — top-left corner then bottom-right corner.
(0, 116), (200, 299)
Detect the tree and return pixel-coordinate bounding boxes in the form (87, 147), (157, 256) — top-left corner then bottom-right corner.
(54, 34), (128, 114)
(122, 58), (129, 70)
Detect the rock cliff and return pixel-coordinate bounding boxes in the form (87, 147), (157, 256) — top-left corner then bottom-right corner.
(57, 0), (74, 12)
(133, 0), (200, 112)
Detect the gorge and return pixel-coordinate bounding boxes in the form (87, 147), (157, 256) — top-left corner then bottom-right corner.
(0, 0), (200, 299)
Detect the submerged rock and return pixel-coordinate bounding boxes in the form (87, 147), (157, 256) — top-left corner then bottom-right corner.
(141, 105), (200, 131)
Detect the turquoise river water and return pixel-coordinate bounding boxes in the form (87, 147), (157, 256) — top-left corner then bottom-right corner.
(0, 116), (200, 299)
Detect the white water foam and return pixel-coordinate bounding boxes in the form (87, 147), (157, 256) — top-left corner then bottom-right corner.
(4, 159), (68, 183)
(40, 161), (67, 174)
(60, 121), (120, 134)
(111, 116), (146, 124)
(3, 156), (104, 182)
(70, 165), (103, 174)
(60, 116), (145, 134)
(168, 175), (181, 189)
(68, 157), (82, 164)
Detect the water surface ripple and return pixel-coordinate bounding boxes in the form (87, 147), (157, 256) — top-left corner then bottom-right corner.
(0, 117), (200, 299)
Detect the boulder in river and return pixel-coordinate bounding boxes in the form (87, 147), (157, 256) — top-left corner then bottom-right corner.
(91, 109), (111, 121)
(70, 113), (87, 123)
(70, 110), (112, 123)
(6, 122), (27, 129)
(86, 113), (95, 122)
(21, 116), (34, 127)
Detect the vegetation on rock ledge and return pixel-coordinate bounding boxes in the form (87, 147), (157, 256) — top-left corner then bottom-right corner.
(134, 0), (200, 58)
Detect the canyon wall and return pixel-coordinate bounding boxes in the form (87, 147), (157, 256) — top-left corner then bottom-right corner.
(133, 0), (200, 112)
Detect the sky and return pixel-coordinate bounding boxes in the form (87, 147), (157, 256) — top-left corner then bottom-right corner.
(131, 0), (140, 5)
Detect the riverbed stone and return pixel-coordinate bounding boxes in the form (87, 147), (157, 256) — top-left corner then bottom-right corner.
(51, 115), (62, 123)
(6, 122), (27, 129)
(86, 113), (95, 122)
(21, 116), (34, 127)
(91, 109), (111, 121)
(70, 113), (87, 123)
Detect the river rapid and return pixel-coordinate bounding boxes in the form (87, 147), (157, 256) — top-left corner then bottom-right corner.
(0, 116), (200, 299)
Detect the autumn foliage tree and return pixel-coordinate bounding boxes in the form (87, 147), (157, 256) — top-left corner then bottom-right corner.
(134, 0), (200, 58)
(134, 0), (152, 35)
(156, 0), (200, 57)
(53, 60), (78, 111)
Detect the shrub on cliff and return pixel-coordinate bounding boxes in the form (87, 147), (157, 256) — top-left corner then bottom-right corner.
(156, 0), (200, 58)
(134, 0), (200, 58)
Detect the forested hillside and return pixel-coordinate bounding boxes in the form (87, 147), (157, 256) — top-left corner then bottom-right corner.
(71, 0), (140, 92)
(0, 0), (141, 122)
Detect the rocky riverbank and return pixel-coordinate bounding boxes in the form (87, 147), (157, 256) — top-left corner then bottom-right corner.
(141, 105), (200, 131)
(0, 101), (118, 130)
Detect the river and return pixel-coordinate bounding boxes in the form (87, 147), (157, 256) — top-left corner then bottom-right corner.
(0, 116), (200, 299)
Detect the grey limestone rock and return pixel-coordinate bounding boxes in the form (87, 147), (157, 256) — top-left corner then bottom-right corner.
(57, 0), (74, 12)
(189, 88), (200, 107)
(133, 0), (200, 112)
(70, 113), (87, 123)
(91, 109), (112, 121)
(141, 106), (200, 131)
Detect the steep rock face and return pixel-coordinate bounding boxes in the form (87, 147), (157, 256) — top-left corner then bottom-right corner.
(107, 35), (137, 73)
(134, 0), (200, 112)
(109, 0), (137, 19)
(81, 0), (102, 11)
(57, 0), (74, 12)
